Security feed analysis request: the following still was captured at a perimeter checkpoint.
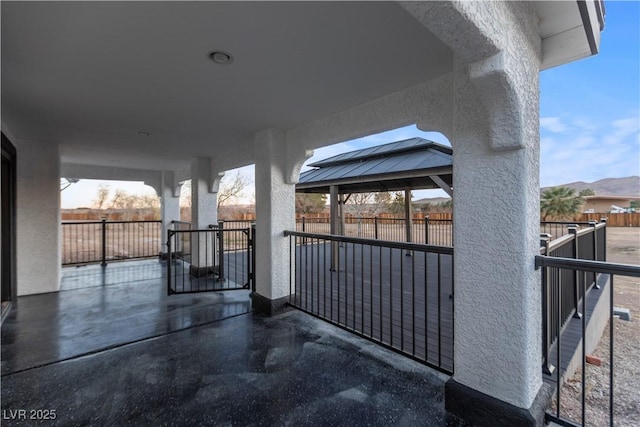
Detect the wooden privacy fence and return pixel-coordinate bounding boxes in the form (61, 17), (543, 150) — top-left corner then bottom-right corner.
(577, 213), (639, 227)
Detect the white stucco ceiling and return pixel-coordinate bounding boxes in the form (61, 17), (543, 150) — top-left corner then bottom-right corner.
(1, 1), (453, 171)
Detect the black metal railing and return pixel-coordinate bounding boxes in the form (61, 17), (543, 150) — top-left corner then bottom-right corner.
(540, 222), (607, 376)
(170, 220), (192, 260)
(540, 220), (605, 241)
(297, 216), (330, 234)
(536, 255), (640, 427)
(219, 219), (254, 230)
(62, 220), (162, 266)
(296, 216), (453, 246)
(215, 220), (255, 252)
(284, 230), (454, 375)
(167, 225), (255, 294)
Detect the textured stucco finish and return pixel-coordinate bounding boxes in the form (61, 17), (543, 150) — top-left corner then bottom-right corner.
(269, 2), (543, 410)
(160, 171), (181, 253)
(190, 157), (218, 267)
(61, 163), (162, 192)
(254, 129), (297, 300)
(380, 0), (544, 410)
(15, 138), (61, 296)
(445, 2), (542, 409)
(286, 73), (454, 153)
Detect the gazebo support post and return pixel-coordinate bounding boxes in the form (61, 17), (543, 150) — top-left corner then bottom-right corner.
(404, 188), (413, 252)
(329, 185), (339, 271)
(339, 193), (346, 246)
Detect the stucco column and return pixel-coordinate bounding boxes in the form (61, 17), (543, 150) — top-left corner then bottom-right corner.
(445, 50), (550, 425)
(159, 171), (181, 257)
(189, 157), (219, 275)
(253, 129), (297, 313)
(14, 138), (61, 295)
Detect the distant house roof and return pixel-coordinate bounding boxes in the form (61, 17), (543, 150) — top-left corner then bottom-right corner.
(297, 137), (452, 194)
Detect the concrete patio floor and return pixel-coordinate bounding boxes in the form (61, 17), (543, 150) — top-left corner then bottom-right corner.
(1, 260), (461, 426)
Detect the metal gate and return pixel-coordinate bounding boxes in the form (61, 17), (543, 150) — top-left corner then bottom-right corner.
(167, 224), (255, 295)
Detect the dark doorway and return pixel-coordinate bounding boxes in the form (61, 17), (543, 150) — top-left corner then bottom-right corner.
(2, 133), (17, 319)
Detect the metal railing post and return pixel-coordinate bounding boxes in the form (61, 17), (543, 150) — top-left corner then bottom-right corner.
(251, 223), (256, 292)
(424, 215), (430, 245)
(568, 226), (582, 318)
(600, 218), (607, 262)
(374, 216), (379, 240)
(302, 216), (307, 245)
(217, 220), (225, 281)
(167, 230), (173, 295)
(101, 218), (107, 267)
(590, 221), (600, 289)
(540, 234), (555, 375)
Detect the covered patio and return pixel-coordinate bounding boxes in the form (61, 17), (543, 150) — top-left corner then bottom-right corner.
(2, 261), (457, 426)
(2, 2), (605, 426)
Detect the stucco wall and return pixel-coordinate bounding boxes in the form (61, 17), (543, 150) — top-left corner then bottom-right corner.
(15, 138), (61, 295)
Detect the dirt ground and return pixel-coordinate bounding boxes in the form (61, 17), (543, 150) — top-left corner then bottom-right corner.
(558, 227), (639, 426)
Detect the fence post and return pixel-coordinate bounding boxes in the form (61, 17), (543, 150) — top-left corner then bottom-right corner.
(167, 230), (173, 294)
(424, 215), (430, 245)
(540, 234), (555, 375)
(568, 226), (582, 319)
(302, 216), (307, 245)
(250, 223), (256, 292)
(590, 221), (600, 289)
(374, 216), (379, 240)
(217, 220), (225, 281)
(101, 218), (107, 267)
(600, 218), (607, 262)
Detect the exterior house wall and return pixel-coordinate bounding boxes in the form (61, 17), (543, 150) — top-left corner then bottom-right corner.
(584, 197), (639, 213)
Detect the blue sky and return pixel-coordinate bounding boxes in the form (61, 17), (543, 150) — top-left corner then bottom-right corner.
(62, 2), (639, 208)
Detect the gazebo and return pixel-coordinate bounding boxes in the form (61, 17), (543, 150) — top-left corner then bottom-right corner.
(296, 137), (453, 243)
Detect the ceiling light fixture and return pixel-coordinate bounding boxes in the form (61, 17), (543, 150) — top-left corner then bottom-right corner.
(209, 50), (233, 65)
(137, 131), (151, 136)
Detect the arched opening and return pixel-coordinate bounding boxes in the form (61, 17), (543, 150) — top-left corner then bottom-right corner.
(60, 179), (160, 221)
(60, 179), (161, 266)
(296, 124), (453, 244)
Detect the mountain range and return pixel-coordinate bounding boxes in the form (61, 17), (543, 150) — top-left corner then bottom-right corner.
(415, 176), (639, 204)
(541, 176), (640, 196)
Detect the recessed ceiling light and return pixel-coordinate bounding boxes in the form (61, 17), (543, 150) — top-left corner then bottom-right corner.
(209, 50), (233, 65)
(137, 131), (151, 136)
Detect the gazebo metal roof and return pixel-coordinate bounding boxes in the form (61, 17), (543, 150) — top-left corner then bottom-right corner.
(296, 137), (453, 194)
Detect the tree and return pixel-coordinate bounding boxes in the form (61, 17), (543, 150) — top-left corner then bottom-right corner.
(343, 191), (393, 217)
(540, 187), (584, 220)
(389, 191), (407, 216)
(296, 193), (326, 214)
(439, 199), (453, 212)
(579, 188), (595, 197)
(109, 189), (127, 209)
(217, 172), (251, 208)
(93, 185), (111, 209)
